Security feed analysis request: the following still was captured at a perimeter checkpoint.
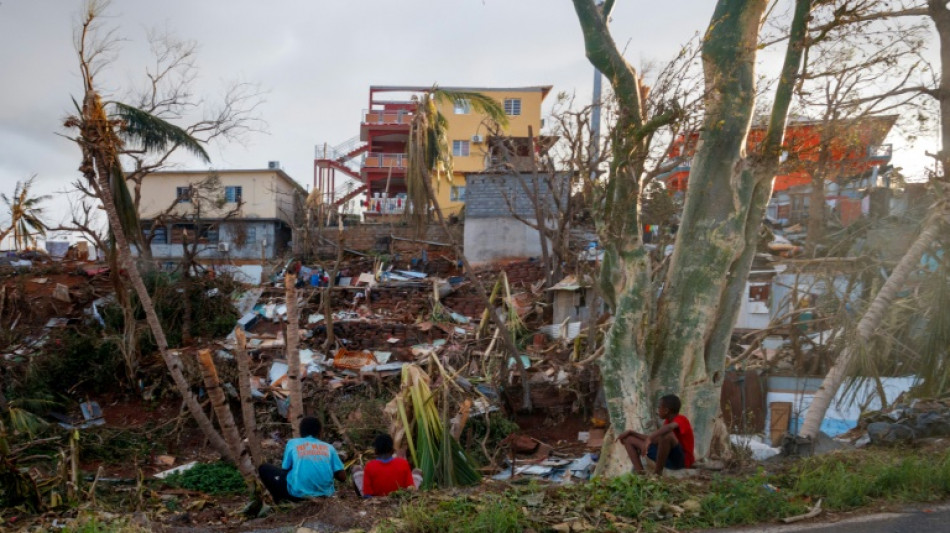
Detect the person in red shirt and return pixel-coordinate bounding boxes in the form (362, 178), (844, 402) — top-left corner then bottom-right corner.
(617, 394), (695, 475)
(357, 434), (416, 497)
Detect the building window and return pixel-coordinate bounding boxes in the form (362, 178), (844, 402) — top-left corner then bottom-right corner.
(203, 226), (219, 244)
(504, 98), (522, 116)
(145, 223), (167, 244)
(225, 186), (242, 203)
(171, 223), (218, 244)
(452, 140), (470, 157)
(453, 99), (470, 114)
(176, 186), (192, 203)
(245, 226), (256, 244)
(450, 186), (466, 202)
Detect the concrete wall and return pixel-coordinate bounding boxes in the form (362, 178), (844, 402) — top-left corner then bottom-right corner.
(135, 169), (304, 225)
(432, 87), (548, 214)
(736, 281), (772, 330)
(463, 172), (566, 264)
(766, 375), (914, 438)
(310, 224), (462, 257)
(552, 288), (600, 325)
(465, 217), (545, 265)
(437, 87), (547, 173)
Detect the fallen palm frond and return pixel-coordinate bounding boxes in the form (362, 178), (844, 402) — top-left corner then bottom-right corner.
(386, 364), (480, 489)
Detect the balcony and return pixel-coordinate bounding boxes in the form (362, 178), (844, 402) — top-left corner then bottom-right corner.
(363, 109), (413, 125)
(363, 152), (408, 169)
(366, 197), (407, 215)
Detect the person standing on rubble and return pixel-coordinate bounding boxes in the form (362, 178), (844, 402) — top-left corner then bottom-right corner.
(616, 394), (695, 475)
(259, 417), (346, 501)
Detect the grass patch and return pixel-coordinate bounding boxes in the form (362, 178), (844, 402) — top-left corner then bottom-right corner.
(389, 448), (950, 532)
(59, 514), (149, 533)
(162, 462), (247, 495)
(386, 493), (535, 533)
(793, 449), (950, 509)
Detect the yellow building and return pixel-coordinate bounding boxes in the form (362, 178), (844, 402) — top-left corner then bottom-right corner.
(133, 167), (306, 261)
(315, 85), (552, 218)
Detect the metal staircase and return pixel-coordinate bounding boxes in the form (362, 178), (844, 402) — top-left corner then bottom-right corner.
(315, 136), (369, 207)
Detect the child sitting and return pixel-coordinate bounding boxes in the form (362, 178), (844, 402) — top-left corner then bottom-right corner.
(616, 394), (695, 475)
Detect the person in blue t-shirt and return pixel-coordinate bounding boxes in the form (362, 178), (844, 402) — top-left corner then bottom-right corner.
(259, 417), (345, 502)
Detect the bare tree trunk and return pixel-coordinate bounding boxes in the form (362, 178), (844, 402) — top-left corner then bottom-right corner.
(284, 273), (304, 437)
(800, 211), (945, 437)
(234, 327), (263, 467)
(322, 223), (344, 352)
(806, 127), (835, 256)
(84, 141), (232, 460)
(197, 349), (255, 478)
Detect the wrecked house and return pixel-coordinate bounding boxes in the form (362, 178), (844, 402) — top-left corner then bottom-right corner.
(546, 275), (603, 328)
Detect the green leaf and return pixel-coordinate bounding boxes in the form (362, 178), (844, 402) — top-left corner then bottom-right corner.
(113, 102), (210, 163)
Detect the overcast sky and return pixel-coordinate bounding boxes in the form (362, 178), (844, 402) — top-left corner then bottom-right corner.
(0, 1), (932, 231)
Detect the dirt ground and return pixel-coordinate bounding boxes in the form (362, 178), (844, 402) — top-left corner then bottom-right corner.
(0, 255), (602, 532)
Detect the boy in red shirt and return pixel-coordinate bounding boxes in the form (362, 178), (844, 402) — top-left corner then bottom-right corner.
(617, 394), (695, 475)
(356, 434), (417, 497)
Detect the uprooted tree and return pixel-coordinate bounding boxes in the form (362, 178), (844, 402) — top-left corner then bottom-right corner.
(572, 0), (813, 473)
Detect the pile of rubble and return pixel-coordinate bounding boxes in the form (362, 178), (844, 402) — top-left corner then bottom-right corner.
(859, 398), (950, 445)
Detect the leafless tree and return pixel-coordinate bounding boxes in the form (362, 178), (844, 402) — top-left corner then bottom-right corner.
(791, 1), (934, 253)
(117, 28), (266, 260)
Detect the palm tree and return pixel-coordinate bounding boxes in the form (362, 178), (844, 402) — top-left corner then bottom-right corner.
(404, 86), (508, 227)
(0, 176), (52, 251)
(63, 3), (254, 480)
(402, 86), (539, 409)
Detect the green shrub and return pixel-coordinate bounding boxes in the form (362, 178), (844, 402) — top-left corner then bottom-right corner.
(25, 329), (122, 396)
(163, 462), (247, 495)
(462, 412), (520, 465)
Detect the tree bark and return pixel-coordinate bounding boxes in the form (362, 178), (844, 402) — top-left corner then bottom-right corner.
(572, 0), (656, 475)
(197, 348), (255, 479)
(234, 327), (263, 467)
(572, 0), (808, 467)
(805, 124), (836, 256)
(799, 211), (945, 438)
(651, 0), (771, 461)
(284, 273), (304, 437)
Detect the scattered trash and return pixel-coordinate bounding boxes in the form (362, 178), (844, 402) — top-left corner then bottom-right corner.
(52, 283), (71, 302)
(508, 355), (532, 369)
(237, 312), (259, 331)
(332, 348), (377, 370)
(154, 455), (176, 467)
(51, 401), (105, 430)
(539, 322), (583, 341)
(154, 461), (198, 479)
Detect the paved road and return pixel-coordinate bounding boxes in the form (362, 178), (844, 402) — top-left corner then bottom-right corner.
(708, 503), (950, 533)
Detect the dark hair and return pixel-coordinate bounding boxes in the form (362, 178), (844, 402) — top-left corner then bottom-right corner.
(373, 434), (395, 455)
(300, 417), (322, 438)
(659, 394), (681, 414)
